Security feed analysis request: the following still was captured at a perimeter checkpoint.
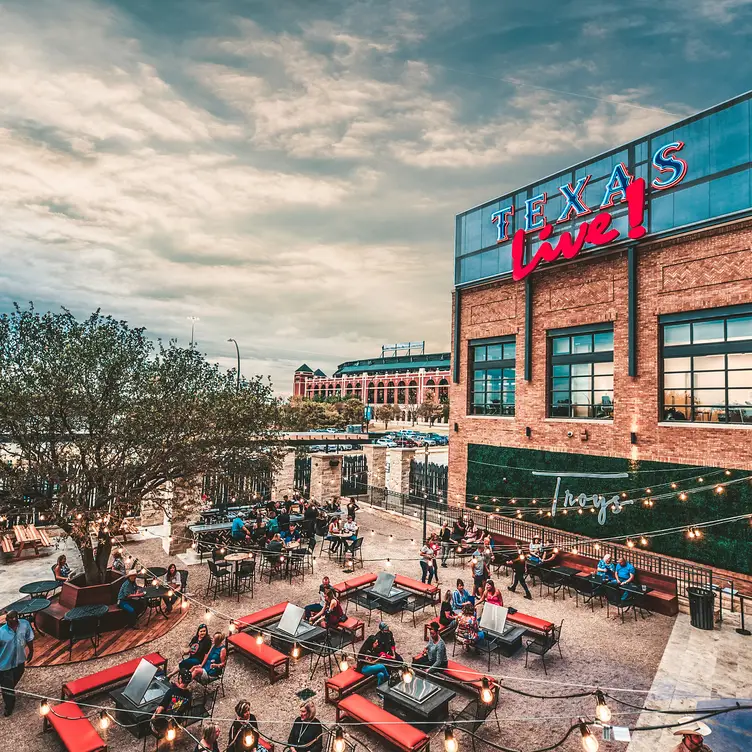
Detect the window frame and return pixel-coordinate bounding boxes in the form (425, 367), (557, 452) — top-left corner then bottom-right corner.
(547, 323), (615, 420)
(468, 336), (516, 417)
(659, 304), (752, 425)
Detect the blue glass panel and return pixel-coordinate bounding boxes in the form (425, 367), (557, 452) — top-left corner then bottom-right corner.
(498, 243), (513, 275)
(673, 181), (710, 227)
(460, 254), (481, 283)
(650, 192), (674, 233)
(575, 151), (627, 181)
(465, 215), (482, 254)
(709, 168), (751, 218)
(583, 177), (608, 211)
(673, 117), (710, 181)
(709, 100), (750, 172)
(480, 249), (500, 279)
(480, 201), (502, 249)
(635, 141), (647, 163)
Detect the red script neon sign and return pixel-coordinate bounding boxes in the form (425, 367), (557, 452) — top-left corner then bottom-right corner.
(511, 178), (648, 281)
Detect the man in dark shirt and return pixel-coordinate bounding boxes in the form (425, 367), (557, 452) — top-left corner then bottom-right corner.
(151, 670), (192, 735)
(276, 507), (291, 535)
(507, 544), (532, 599)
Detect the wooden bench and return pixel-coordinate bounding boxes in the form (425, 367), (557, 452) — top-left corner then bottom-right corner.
(12, 525), (42, 559)
(394, 575), (441, 604)
(36, 527), (54, 548)
(332, 573), (378, 600)
(43, 701), (107, 752)
(336, 694), (430, 752)
(324, 667), (376, 704)
(1, 534), (15, 558)
(234, 601), (289, 632)
(62, 651), (167, 699)
(228, 632), (289, 683)
(412, 655), (492, 696)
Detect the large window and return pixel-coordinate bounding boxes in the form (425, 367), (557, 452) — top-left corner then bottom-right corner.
(661, 306), (752, 424)
(549, 324), (614, 419)
(470, 338), (516, 415)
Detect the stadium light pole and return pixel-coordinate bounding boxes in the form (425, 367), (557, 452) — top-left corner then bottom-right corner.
(227, 338), (241, 392)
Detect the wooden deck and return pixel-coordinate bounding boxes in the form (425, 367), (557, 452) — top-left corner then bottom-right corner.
(28, 604), (190, 667)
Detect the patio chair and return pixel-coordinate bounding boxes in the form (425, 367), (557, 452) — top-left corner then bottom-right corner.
(349, 537), (364, 569)
(571, 577), (604, 610)
(538, 568), (564, 600)
(525, 620), (563, 674)
(452, 689), (501, 752)
(68, 615), (101, 659)
(603, 585), (637, 622)
(399, 594), (434, 627)
(351, 591), (380, 625)
(235, 560), (255, 601)
(206, 561), (233, 599)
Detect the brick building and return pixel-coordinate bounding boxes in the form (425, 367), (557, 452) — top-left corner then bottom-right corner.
(293, 349), (450, 416)
(448, 91), (752, 573)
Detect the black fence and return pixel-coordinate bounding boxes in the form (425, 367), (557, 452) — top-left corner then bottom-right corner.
(409, 459), (448, 502)
(363, 484), (713, 598)
(295, 456), (311, 498)
(342, 455), (368, 497)
(202, 471), (272, 504)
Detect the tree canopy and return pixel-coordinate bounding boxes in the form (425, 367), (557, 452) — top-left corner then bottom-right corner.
(283, 396), (364, 431)
(0, 304), (281, 582)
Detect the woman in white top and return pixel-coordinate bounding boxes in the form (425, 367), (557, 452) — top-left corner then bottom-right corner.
(163, 563), (183, 613)
(528, 536), (543, 564)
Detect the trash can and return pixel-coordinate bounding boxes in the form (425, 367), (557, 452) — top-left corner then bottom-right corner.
(687, 587), (715, 630)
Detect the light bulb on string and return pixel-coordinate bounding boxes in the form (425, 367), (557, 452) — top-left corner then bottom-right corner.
(255, 632), (264, 645)
(401, 664), (414, 684)
(579, 721), (598, 752)
(338, 654), (349, 672)
(715, 485), (724, 494)
(181, 598), (189, 610)
(292, 643), (300, 659)
(385, 558), (391, 566)
(40, 700), (50, 716)
(620, 492), (627, 499)
(725, 469), (731, 476)
(671, 483), (678, 490)
(99, 711), (111, 730)
(595, 690), (612, 723)
(205, 607), (212, 619)
(229, 621), (237, 634)
(578, 508), (583, 515)
(594, 543), (600, 551)
(480, 677), (494, 704)
(645, 488), (651, 495)
(166, 722), (177, 742)
(626, 539), (635, 548)
(640, 537), (648, 546)
(333, 727), (346, 752)
(243, 730), (257, 750)
(698, 477), (704, 483)
(444, 727), (458, 752)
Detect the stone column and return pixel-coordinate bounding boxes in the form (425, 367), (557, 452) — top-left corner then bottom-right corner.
(363, 445), (387, 490)
(140, 485), (172, 527)
(386, 448), (416, 495)
(310, 453), (343, 505)
(167, 477), (203, 556)
(272, 449), (297, 498)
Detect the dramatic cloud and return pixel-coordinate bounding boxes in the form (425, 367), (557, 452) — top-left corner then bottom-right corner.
(0, 0), (749, 392)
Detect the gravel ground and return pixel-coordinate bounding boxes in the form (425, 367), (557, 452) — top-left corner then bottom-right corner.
(5, 506), (674, 752)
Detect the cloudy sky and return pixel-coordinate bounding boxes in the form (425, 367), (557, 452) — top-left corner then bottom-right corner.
(1, 0), (751, 394)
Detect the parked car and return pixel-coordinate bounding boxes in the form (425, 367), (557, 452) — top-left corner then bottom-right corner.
(394, 438), (417, 447)
(374, 438), (397, 447)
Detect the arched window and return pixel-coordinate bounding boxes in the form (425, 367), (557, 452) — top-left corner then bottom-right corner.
(408, 380), (418, 404)
(386, 382), (395, 404)
(367, 382), (375, 404)
(397, 381), (406, 404)
(426, 378), (436, 398)
(376, 381), (385, 404)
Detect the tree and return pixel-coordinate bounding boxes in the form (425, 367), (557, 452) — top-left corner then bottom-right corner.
(417, 392), (444, 427)
(283, 396), (364, 431)
(374, 404), (400, 430)
(0, 304), (281, 584)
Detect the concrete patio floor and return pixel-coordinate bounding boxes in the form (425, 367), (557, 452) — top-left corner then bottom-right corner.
(1, 505), (729, 752)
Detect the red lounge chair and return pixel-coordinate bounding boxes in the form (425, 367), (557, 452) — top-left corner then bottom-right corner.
(228, 632), (290, 683)
(43, 701), (107, 752)
(61, 651), (167, 699)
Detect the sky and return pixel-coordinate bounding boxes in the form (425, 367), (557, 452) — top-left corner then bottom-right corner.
(1, 0), (751, 395)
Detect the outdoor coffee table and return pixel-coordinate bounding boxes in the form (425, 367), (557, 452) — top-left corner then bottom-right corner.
(551, 565), (582, 578)
(376, 676), (455, 729)
(5, 597), (51, 626)
(477, 624), (527, 667)
(64, 604), (109, 621)
(364, 584), (410, 615)
(20, 580), (62, 598)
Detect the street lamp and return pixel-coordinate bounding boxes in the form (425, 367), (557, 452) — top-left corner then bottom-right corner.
(228, 338), (241, 392)
(187, 316), (200, 348)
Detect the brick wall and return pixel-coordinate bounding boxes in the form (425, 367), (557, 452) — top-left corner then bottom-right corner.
(449, 219), (752, 503)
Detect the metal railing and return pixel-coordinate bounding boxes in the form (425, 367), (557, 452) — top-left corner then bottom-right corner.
(341, 455), (367, 497)
(363, 484), (713, 597)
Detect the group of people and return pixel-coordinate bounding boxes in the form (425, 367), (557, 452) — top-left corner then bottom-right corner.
(116, 562), (185, 626)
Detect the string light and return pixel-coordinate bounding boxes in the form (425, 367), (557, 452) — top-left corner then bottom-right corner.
(229, 622), (237, 634)
(715, 485), (724, 494)
(698, 477), (704, 483)
(725, 470), (732, 476)
(671, 483), (678, 490)
(595, 690), (611, 723)
(99, 711), (110, 730)
(338, 654), (349, 672)
(255, 633), (264, 645)
(333, 727), (346, 752)
(679, 492), (688, 501)
(444, 726), (458, 752)
(640, 537), (648, 546)
(480, 677), (494, 704)
(401, 664), (414, 684)
(626, 539), (635, 548)
(166, 722), (177, 742)
(292, 643), (300, 659)
(243, 730), (257, 749)
(579, 721), (598, 752)
(205, 607), (212, 619)
(594, 543), (600, 551)
(40, 700), (50, 716)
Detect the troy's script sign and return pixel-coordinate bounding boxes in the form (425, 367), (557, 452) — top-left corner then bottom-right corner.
(531, 471), (635, 526)
(490, 141), (688, 281)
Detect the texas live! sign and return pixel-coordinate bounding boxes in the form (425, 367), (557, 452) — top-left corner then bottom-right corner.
(491, 141), (688, 281)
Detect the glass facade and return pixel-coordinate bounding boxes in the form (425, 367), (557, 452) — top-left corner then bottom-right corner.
(469, 338), (516, 415)
(661, 306), (752, 423)
(548, 326), (614, 419)
(456, 92), (752, 286)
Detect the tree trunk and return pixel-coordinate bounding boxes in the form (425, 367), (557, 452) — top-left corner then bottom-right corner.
(80, 546), (103, 585)
(96, 540), (112, 582)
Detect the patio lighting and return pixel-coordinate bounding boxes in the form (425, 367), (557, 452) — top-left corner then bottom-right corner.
(292, 643), (300, 659)
(99, 711), (110, 730)
(338, 654), (349, 672)
(640, 537), (648, 546)
(443, 726), (458, 752)
(40, 700), (50, 716)
(243, 730), (257, 749)
(401, 664), (414, 684)
(679, 492), (688, 501)
(255, 632), (264, 645)
(229, 622), (237, 634)
(166, 722), (177, 742)
(715, 485), (724, 494)
(579, 721), (598, 751)
(480, 678), (494, 704)
(205, 608), (212, 619)
(595, 691), (611, 723)
(333, 727), (346, 752)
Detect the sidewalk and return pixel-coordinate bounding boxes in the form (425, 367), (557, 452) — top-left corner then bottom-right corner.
(626, 610), (752, 751)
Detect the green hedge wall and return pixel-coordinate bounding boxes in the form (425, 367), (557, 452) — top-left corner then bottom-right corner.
(467, 444), (752, 574)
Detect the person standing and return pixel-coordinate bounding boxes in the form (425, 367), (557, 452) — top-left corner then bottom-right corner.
(419, 539), (436, 584)
(507, 544), (532, 599)
(346, 497), (360, 521)
(471, 544), (489, 596)
(439, 521), (452, 567)
(0, 610), (34, 717)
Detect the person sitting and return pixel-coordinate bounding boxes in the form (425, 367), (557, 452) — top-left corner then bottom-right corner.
(671, 719), (714, 752)
(282, 494), (294, 513)
(283, 522), (302, 545)
(326, 517), (343, 554)
(163, 563), (183, 613)
(439, 590), (457, 630)
(277, 507), (291, 535)
(231, 514), (251, 544)
(596, 553), (616, 580)
(265, 511), (280, 536)
(53, 554), (72, 583)
(414, 621), (448, 675)
(462, 519), (476, 544)
(227, 700), (259, 752)
(614, 556), (636, 599)
(528, 536), (543, 564)
(374, 621), (402, 665)
(478, 579), (503, 610)
(316, 592), (346, 631)
(250, 519), (267, 547)
(179, 623), (212, 672)
(356, 633), (390, 685)
(451, 517), (467, 545)
(541, 539), (558, 565)
(195, 723), (221, 752)
(117, 570), (146, 626)
(288, 701), (323, 752)
(304, 577), (331, 621)
(191, 632), (226, 684)
(111, 550), (126, 576)
(265, 533), (284, 562)
(452, 578), (474, 613)
(151, 669), (192, 737)
(456, 602), (485, 650)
